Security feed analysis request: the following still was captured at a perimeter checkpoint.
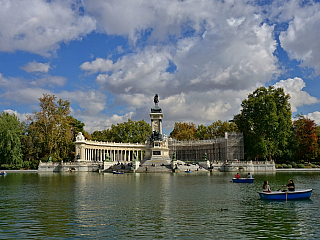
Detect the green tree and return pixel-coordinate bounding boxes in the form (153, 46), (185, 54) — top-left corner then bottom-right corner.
(234, 86), (292, 161)
(293, 115), (318, 162)
(0, 112), (24, 169)
(195, 121), (238, 140)
(27, 94), (74, 162)
(92, 129), (110, 142)
(170, 122), (198, 141)
(92, 119), (151, 143)
(195, 124), (210, 140)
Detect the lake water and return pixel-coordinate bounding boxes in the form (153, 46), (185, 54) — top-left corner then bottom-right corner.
(0, 171), (319, 239)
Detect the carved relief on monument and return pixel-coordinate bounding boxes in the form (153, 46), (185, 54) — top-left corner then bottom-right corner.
(152, 120), (159, 132)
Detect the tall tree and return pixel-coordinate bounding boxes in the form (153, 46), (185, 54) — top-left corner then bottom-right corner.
(293, 115), (318, 162)
(234, 86), (292, 161)
(170, 122), (198, 141)
(0, 112), (24, 168)
(27, 94), (73, 162)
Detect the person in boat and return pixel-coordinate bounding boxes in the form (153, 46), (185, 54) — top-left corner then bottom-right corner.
(262, 180), (271, 192)
(246, 173), (253, 178)
(283, 179), (295, 191)
(235, 173), (240, 178)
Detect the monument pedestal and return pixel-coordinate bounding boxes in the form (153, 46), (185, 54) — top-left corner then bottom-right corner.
(137, 95), (173, 172)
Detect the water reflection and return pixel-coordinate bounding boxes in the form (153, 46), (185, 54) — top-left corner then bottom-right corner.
(0, 171), (319, 239)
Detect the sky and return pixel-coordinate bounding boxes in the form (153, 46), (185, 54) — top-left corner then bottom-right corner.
(1, 0), (320, 136)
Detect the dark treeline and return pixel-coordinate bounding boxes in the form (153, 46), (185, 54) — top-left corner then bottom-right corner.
(1, 87), (320, 169)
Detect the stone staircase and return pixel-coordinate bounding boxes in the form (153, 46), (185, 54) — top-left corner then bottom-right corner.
(135, 158), (209, 173)
(136, 157), (173, 173)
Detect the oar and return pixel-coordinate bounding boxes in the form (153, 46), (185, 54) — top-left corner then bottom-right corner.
(277, 185), (284, 191)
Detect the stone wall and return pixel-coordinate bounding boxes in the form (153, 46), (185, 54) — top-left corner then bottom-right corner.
(211, 160), (276, 172)
(38, 161), (101, 172)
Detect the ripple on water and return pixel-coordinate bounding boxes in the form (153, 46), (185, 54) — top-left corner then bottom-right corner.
(0, 172), (319, 239)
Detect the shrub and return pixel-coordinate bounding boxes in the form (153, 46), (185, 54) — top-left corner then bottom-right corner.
(22, 161), (31, 169)
(297, 163), (305, 168)
(276, 164), (283, 169)
(31, 160), (39, 169)
(282, 164), (288, 168)
(291, 162), (297, 168)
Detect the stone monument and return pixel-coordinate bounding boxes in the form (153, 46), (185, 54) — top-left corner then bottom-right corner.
(144, 94), (171, 164)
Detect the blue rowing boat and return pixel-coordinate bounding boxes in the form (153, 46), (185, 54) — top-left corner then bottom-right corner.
(185, 170), (192, 173)
(113, 171), (124, 174)
(232, 178), (254, 183)
(258, 189), (312, 200)
(0, 172), (7, 176)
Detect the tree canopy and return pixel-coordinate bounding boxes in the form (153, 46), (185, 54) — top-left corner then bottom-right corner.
(27, 94), (74, 162)
(234, 86), (292, 160)
(293, 115), (318, 162)
(170, 122), (198, 141)
(0, 112), (24, 168)
(196, 120), (238, 140)
(92, 119), (151, 143)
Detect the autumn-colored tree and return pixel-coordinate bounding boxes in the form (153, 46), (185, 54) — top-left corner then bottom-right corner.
(293, 115), (318, 162)
(170, 122), (197, 141)
(27, 94), (73, 162)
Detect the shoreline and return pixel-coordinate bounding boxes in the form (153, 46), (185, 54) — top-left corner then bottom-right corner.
(0, 170), (38, 173)
(276, 168), (320, 171)
(1, 168), (320, 173)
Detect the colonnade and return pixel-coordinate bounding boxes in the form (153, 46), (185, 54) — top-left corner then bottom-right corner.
(84, 148), (144, 162)
(75, 134), (147, 162)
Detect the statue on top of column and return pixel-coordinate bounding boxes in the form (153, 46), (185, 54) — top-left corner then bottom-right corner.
(154, 94), (159, 106)
(151, 93), (161, 113)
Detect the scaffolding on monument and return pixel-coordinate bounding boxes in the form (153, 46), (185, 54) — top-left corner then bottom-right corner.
(168, 132), (244, 162)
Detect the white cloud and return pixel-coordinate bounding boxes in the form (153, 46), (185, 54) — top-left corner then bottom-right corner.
(3, 109), (28, 122)
(279, 1), (320, 74)
(0, 0), (96, 56)
(58, 90), (107, 116)
(81, 112), (134, 133)
(30, 76), (67, 88)
(273, 77), (320, 112)
(306, 111), (320, 125)
(2, 87), (53, 105)
(80, 58), (115, 74)
(20, 61), (51, 73)
(4, 0), (320, 134)
(76, 1), (281, 131)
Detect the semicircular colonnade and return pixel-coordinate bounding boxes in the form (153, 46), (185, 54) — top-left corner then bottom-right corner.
(75, 134), (146, 163)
